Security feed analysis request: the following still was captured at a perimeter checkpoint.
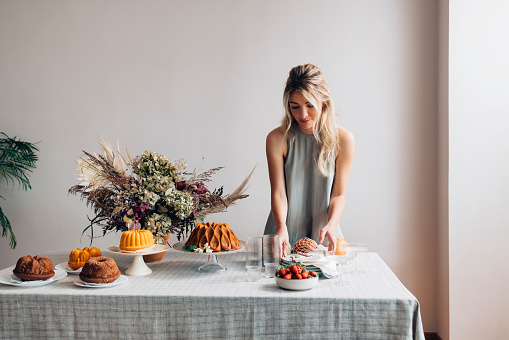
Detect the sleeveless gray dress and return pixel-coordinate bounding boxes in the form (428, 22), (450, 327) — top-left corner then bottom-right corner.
(264, 123), (344, 246)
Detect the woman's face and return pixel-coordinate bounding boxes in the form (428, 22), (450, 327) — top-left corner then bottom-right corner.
(289, 91), (321, 134)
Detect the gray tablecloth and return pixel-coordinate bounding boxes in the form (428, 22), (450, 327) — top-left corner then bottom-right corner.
(0, 250), (424, 340)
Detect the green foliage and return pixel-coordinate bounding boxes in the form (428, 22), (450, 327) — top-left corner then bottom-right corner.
(0, 132), (39, 249)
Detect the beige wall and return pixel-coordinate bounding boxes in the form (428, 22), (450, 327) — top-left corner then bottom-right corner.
(437, 1), (449, 338)
(449, 0), (509, 339)
(0, 0), (440, 332)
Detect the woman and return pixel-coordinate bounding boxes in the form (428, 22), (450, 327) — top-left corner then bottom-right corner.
(264, 64), (355, 258)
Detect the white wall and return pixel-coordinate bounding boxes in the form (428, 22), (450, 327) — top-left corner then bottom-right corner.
(449, 1), (509, 339)
(0, 0), (439, 331)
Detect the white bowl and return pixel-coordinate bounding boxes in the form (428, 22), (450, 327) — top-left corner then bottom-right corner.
(275, 275), (318, 291)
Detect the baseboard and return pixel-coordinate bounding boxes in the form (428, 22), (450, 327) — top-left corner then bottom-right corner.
(424, 332), (443, 340)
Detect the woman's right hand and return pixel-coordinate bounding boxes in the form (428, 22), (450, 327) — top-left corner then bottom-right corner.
(276, 227), (290, 259)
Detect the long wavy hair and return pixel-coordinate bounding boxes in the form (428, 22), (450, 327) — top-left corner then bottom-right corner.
(281, 64), (338, 176)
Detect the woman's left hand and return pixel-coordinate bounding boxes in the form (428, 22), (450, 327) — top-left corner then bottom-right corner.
(319, 225), (336, 251)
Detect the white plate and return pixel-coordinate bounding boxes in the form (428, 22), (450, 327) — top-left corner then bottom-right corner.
(0, 268), (67, 287)
(105, 244), (170, 256)
(55, 262), (82, 274)
(172, 241), (245, 256)
(74, 275), (128, 288)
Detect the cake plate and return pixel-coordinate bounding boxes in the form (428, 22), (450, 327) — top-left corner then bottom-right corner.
(172, 241), (245, 273)
(105, 244), (170, 276)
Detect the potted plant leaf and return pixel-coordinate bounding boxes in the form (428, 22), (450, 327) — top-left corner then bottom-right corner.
(0, 132), (39, 249)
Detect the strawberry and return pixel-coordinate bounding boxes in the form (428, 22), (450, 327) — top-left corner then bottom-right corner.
(301, 271), (309, 279)
(295, 273), (303, 280)
(283, 274), (292, 280)
(290, 264), (300, 275)
(309, 271), (317, 277)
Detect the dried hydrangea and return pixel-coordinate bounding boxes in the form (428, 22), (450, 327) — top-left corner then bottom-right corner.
(144, 213), (173, 237)
(134, 151), (177, 180)
(164, 186), (193, 220)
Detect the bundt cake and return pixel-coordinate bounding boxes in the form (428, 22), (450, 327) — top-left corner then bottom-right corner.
(293, 237), (318, 254)
(185, 222), (241, 251)
(86, 246), (102, 257)
(119, 230), (155, 251)
(68, 247), (102, 270)
(13, 255), (55, 281)
(335, 238), (349, 255)
(79, 256), (121, 284)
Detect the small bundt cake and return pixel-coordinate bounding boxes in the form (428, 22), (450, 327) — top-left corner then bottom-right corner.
(335, 238), (349, 255)
(86, 246), (102, 257)
(13, 255), (55, 281)
(293, 237), (318, 254)
(79, 256), (121, 284)
(68, 247), (102, 270)
(185, 222), (242, 251)
(68, 248), (90, 270)
(119, 230), (155, 251)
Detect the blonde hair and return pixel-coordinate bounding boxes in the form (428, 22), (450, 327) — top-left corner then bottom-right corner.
(281, 64), (338, 176)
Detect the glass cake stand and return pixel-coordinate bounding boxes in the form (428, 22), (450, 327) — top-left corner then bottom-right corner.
(172, 241), (245, 273)
(106, 244), (170, 276)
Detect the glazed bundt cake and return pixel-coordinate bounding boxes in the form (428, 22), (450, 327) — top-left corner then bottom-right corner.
(79, 256), (121, 284)
(13, 255), (55, 281)
(68, 247), (102, 270)
(119, 230), (155, 251)
(185, 222), (241, 251)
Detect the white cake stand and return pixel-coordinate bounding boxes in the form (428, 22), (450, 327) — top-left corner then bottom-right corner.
(106, 244), (170, 276)
(172, 241), (245, 273)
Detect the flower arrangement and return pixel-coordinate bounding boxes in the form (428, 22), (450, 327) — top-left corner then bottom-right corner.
(69, 138), (254, 245)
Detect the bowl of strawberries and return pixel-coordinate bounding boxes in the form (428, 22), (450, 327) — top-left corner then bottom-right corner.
(275, 264), (319, 291)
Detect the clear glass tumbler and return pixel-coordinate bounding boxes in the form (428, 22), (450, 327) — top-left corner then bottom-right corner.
(245, 236), (262, 281)
(262, 234), (280, 278)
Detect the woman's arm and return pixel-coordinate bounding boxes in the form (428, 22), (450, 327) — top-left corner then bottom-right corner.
(266, 127), (290, 257)
(319, 127), (355, 251)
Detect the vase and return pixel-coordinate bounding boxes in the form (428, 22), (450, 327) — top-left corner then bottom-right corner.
(143, 234), (170, 263)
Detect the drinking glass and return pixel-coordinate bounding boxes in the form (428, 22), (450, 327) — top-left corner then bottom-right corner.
(344, 243), (368, 275)
(262, 234), (280, 278)
(245, 236), (262, 281)
(326, 250), (354, 286)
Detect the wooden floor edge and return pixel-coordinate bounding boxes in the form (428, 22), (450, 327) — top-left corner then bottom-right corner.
(424, 332), (443, 340)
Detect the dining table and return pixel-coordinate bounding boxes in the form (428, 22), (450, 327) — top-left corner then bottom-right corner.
(0, 248), (425, 340)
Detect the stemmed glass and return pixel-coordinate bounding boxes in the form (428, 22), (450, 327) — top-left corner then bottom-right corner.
(343, 243), (368, 275)
(325, 250), (354, 286)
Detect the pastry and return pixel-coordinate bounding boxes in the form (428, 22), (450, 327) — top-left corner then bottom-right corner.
(185, 222), (241, 251)
(68, 247), (103, 270)
(293, 237), (318, 254)
(79, 256), (121, 284)
(13, 255), (55, 281)
(119, 230), (155, 251)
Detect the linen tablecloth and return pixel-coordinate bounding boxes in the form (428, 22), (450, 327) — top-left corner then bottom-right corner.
(0, 250), (424, 340)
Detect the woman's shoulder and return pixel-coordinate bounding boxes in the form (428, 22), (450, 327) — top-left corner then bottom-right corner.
(337, 126), (354, 144)
(336, 126), (355, 155)
(267, 126), (287, 144)
(266, 126), (288, 156)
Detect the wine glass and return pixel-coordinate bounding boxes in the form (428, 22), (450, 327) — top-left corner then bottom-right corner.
(344, 243), (368, 275)
(325, 250), (354, 286)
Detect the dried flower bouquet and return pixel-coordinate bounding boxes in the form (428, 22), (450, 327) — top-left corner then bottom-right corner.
(69, 138), (254, 245)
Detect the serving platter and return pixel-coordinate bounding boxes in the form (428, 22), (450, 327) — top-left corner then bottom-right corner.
(105, 244), (170, 277)
(172, 241), (245, 273)
(0, 268), (67, 287)
(74, 275), (128, 288)
(55, 262), (82, 274)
